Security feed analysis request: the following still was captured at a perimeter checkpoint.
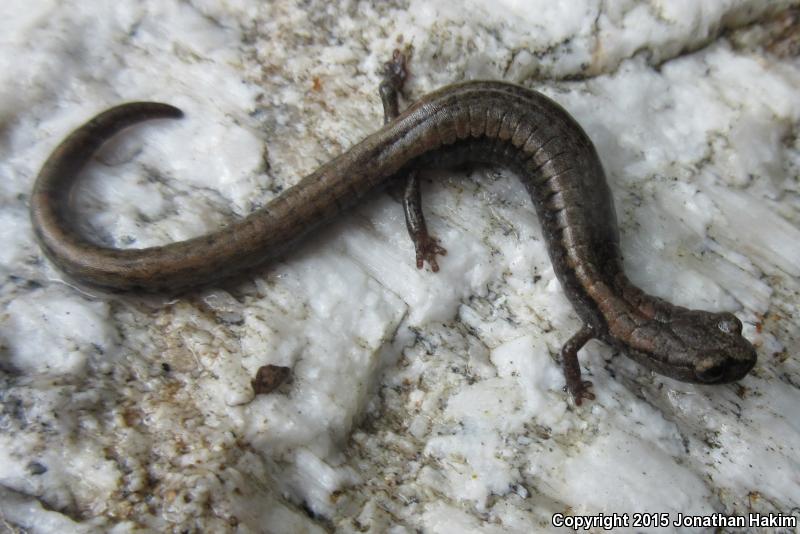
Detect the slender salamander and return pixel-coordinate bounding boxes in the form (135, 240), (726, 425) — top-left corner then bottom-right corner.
(29, 51), (757, 403)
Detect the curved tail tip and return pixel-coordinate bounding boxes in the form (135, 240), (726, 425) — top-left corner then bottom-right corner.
(157, 103), (185, 119)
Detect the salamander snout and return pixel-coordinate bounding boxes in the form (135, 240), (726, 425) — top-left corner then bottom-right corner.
(667, 311), (757, 384)
(691, 312), (757, 384)
(693, 351), (756, 383)
(693, 350), (755, 383)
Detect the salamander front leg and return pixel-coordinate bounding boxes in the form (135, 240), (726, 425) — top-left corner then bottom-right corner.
(561, 325), (596, 405)
(379, 49), (447, 272)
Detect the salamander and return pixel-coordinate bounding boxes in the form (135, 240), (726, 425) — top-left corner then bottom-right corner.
(29, 51), (757, 403)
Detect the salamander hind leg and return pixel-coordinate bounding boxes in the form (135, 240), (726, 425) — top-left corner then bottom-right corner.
(561, 325), (596, 405)
(379, 49), (407, 123)
(379, 48), (448, 272)
(403, 171), (447, 271)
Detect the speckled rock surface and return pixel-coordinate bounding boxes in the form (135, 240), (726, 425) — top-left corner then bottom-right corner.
(1, 1), (799, 532)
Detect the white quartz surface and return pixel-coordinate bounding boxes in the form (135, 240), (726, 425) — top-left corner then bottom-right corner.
(1, 1), (799, 532)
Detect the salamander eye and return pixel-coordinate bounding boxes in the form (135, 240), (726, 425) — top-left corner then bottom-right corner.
(717, 315), (741, 335)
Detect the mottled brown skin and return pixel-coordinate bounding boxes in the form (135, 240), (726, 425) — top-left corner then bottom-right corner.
(30, 60), (757, 404)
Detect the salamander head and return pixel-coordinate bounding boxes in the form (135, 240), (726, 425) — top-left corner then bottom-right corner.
(657, 310), (757, 384)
